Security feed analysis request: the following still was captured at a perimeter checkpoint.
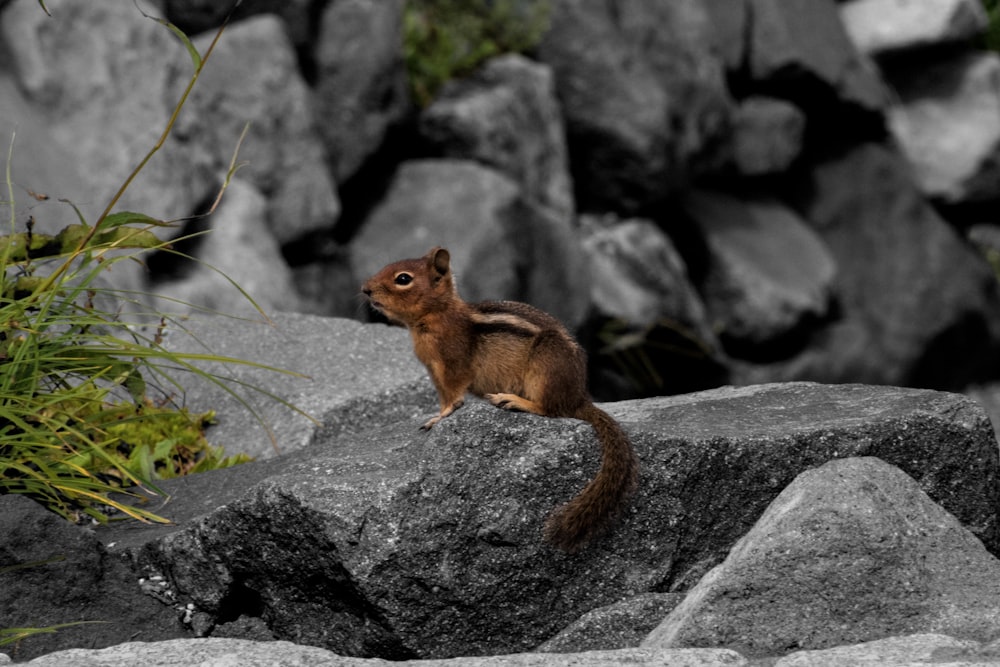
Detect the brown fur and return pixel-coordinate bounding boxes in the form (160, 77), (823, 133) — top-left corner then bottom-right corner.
(362, 247), (639, 552)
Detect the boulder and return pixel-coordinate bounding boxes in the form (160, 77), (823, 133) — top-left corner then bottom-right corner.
(351, 159), (589, 329)
(0, 0), (215, 224)
(775, 633), (989, 667)
(681, 191), (836, 355)
(0, 495), (184, 662)
(419, 54), (574, 219)
(0, 71), (92, 235)
(536, 592), (683, 653)
(148, 178), (306, 317)
(887, 52), (1000, 205)
(180, 15), (340, 245)
(702, 0), (750, 72)
(578, 216), (728, 398)
(580, 217), (714, 334)
(19, 639), (748, 667)
(730, 97), (806, 176)
(747, 0), (888, 114)
(93, 378), (998, 660)
(644, 457), (1000, 657)
(312, 0), (411, 183)
(535, 0), (732, 213)
(159, 313), (435, 460)
(737, 143), (1000, 388)
(162, 0), (316, 48)
(841, 0), (988, 57)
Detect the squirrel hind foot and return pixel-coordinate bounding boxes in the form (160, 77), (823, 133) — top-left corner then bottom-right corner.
(486, 393), (546, 415)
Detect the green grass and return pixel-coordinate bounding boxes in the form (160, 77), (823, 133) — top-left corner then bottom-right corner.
(403, 0), (551, 106)
(0, 5), (300, 526)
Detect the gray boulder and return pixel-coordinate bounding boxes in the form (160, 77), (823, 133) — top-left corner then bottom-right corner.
(682, 191), (836, 353)
(180, 15), (341, 245)
(149, 179), (306, 317)
(578, 216), (727, 397)
(159, 313), (435, 460)
(887, 52), (1000, 205)
(95, 375), (998, 659)
(536, 592), (683, 653)
(775, 633), (991, 667)
(419, 54), (574, 219)
(351, 159), (589, 329)
(644, 456), (1000, 657)
(20, 639), (748, 667)
(162, 0), (316, 48)
(0, 0), (215, 224)
(737, 143), (1000, 387)
(0, 495), (185, 662)
(841, 0), (988, 57)
(536, 0), (732, 213)
(730, 97), (806, 176)
(313, 0), (411, 183)
(748, 0), (887, 113)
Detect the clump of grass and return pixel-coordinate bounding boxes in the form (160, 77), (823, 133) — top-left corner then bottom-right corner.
(403, 0), (551, 106)
(0, 3), (294, 525)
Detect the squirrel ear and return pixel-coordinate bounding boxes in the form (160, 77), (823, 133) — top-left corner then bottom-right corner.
(428, 247), (451, 277)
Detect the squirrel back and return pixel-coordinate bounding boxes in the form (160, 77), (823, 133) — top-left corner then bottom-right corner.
(363, 247), (639, 552)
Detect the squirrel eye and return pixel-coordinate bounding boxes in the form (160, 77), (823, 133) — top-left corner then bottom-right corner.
(394, 272), (413, 286)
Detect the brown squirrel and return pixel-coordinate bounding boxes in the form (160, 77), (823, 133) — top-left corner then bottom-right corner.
(362, 246), (639, 552)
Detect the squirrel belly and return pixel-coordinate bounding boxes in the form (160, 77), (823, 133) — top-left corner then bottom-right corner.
(362, 246), (640, 552)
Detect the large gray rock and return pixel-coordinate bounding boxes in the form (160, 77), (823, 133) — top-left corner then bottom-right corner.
(748, 0), (888, 113)
(730, 97), (806, 176)
(159, 313), (435, 460)
(0, 496), (184, 662)
(737, 143), (1000, 388)
(774, 633), (989, 667)
(644, 457), (1000, 657)
(313, 0), (411, 183)
(419, 54), (574, 218)
(0, 0), (215, 224)
(181, 15), (340, 245)
(536, 0), (732, 213)
(536, 592), (683, 653)
(162, 0), (316, 47)
(841, 0), (988, 57)
(682, 191), (836, 353)
(578, 216), (727, 398)
(20, 639), (748, 667)
(887, 52), (1000, 205)
(149, 179), (306, 317)
(95, 380), (998, 660)
(351, 159), (589, 329)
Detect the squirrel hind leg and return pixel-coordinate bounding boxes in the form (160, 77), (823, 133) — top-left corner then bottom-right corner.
(486, 393), (547, 415)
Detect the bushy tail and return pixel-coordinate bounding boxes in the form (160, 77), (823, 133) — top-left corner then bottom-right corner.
(544, 404), (639, 553)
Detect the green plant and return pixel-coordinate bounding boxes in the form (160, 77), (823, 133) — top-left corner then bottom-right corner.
(983, 0), (1000, 51)
(403, 0), (551, 106)
(0, 5), (299, 526)
(597, 317), (718, 395)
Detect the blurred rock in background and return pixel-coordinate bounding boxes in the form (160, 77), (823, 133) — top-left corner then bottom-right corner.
(2, 0), (1000, 399)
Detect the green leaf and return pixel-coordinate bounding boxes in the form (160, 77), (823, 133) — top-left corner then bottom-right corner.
(100, 211), (170, 229)
(134, 2), (202, 71)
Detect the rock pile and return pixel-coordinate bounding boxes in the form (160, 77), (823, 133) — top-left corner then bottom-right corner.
(1, 0), (1000, 396)
(3, 316), (1000, 665)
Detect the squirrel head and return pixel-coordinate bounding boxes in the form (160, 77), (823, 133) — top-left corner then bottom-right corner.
(362, 247), (458, 326)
